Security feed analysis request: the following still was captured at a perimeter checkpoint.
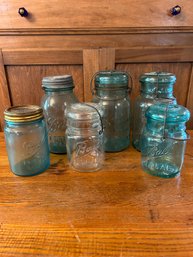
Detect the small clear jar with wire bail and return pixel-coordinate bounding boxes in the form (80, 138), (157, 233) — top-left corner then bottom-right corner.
(141, 99), (190, 178)
(92, 70), (131, 152)
(65, 103), (104, 172)
(4, 105), (50, 176)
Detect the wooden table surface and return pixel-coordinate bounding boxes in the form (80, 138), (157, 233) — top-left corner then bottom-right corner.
(0, 131), (193, 257)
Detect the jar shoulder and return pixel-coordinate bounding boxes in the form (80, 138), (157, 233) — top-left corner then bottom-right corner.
(4, 120), (46, 134)
(42, 93), (78, 109)
(92, 96), (130, 105)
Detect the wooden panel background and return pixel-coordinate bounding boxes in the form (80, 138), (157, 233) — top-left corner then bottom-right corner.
(83, 48), (115, 101)
(187, 65), (193, 128)
(0, 0), (193, 29)
(6, 65), (84, 106)
(0, 51), (11, 131)
(116, 63), (192, 106)
(0, 48), (193, 129)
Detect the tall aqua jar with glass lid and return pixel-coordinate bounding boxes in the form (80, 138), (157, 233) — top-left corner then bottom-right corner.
(132, 72), (176, 151)
(92, 70), (131, 152)
(41, 75), (78, 153)
(141, 99), (190, 178)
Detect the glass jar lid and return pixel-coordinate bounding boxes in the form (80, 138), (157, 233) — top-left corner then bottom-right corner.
(95, 70), (128, 88)
(66, 103), (102, 121)
(145, 100), (190, 123)
(42, 75), (74, 89)
(140, 72), (176, 84)
(4, 105), (44, 122)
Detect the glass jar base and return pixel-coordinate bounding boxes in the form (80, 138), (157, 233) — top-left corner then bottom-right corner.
(49, 144), (66, 154)
(71, 165), (102, 172)
(132, 140), (141, 152)
(50, 150), (67, 154)
(11, 161), (50, 177)
(142, 160), (180, 178)
(105, 138), (130, 152)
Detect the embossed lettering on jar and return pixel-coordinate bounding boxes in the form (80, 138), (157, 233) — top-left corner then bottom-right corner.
(4, 105), (50, 176)
(65, 103), (104, 172)
(92, 70), (131, 152)
(141, 100), (190, 178)
(41, 75), (78, 153)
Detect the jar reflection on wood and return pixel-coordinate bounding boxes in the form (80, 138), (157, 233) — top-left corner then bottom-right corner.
(41, 75), (78, 154)
(141, 100), (190, 178)
(4, 105), (50, 176)
(132, 72), (177, 151)
(65, 103), (104, 172)
(92, 70), (131, 152)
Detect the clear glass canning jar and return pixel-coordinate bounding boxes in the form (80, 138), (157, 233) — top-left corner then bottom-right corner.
(65, 103), (104, 172)
(92, 70), (131, 152)
(132, 72), (177, 151)
(4, 105), (50, 176)
(41, 75), (78, 153)
(141, 100), (190, 178)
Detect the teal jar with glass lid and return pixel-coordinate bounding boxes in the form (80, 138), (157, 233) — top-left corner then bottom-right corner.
(132, 72), (176, 151)
(92, 70), (131, 152)
(141, 99), (190, 178)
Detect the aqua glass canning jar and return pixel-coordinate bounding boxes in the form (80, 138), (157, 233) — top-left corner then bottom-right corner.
(132, 72), (176, 151)
(4, 105), (50, 176)
(41, 75), (78, 153)
(65, 103), (104, 172)
(141, 100), (190, 178)
(92, 70), (131, 152)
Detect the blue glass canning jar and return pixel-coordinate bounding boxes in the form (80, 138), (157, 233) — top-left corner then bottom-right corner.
(92, 70), (131, 152)
(4, 105), (50, 176)
(141, 100), (190, 178)
(65, 103), (104, 172)
(132, 72), (176, 151)
(41, 75), (78, 153)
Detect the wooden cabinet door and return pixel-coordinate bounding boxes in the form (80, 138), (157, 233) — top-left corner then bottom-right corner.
(0, 0), (193, 29)
(0, 48), (115, 130)
(1, 47), (193, 130)
(83, 48), (193, 129)
(0, 49), (84, 130)
(6, 65), (84, 106)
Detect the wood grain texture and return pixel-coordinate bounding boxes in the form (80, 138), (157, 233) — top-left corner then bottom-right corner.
(0, 0), (193, 29)
(186, 65), (193, 129)
(0, 131), (193, 256)
(3, 49), (83, 65)
(1, 27), (193, 35)
(1, 33), (193, 50)
(6, 65), (84, 106)
(3, 46), (193, 66)
(0, 50), (11, 130)
(83, 48), (115, 101)
(116, 46), (193, 63)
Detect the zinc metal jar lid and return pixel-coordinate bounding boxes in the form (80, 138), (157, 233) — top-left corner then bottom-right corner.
(140, 72), (176, 84)
(66, 103), (102, 121)
(95, 70), (128, 87)
(4, 105), (44, 123)
(42, 75), (74, 89)
(145, 99), (190, 123)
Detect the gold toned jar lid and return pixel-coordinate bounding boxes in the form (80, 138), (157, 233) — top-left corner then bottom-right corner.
(4, 105), (44, 123)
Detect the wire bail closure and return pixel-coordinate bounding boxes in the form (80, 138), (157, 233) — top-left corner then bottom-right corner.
(83, 103), (104, 135)
(162, 100), (190, 141)
(90, 70), (133, 95)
